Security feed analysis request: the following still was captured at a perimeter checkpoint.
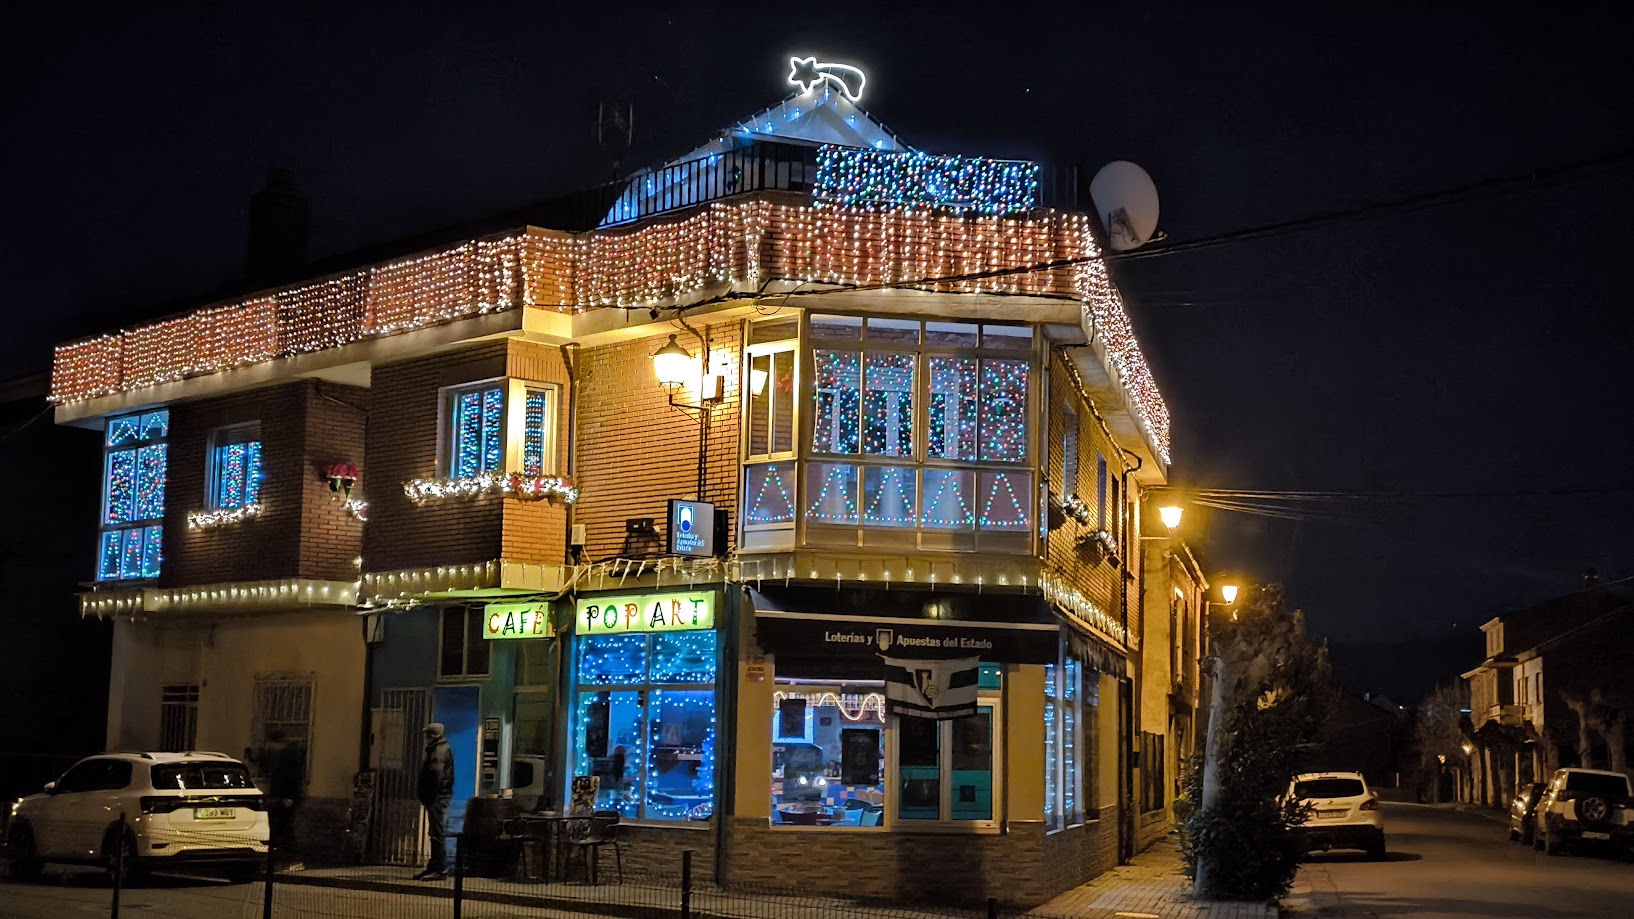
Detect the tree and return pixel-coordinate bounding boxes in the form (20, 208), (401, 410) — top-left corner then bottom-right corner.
(1561, 689), (1631, 775)
(1409, 683), (1471, 802)
(1180, 585), (1333, 901)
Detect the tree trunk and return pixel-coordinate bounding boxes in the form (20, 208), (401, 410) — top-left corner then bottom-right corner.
(1193, 649), (1233, 897)
(1563, 695), (1594, 768)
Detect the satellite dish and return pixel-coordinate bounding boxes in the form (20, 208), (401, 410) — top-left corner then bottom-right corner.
(1089, 161), (1160, 251)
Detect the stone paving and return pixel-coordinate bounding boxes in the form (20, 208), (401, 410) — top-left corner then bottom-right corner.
(1027, 836), (1277, 919)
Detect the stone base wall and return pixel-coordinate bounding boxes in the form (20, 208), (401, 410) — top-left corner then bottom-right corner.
(723, 810), (1120, 908)
(613, 823), (718, 880)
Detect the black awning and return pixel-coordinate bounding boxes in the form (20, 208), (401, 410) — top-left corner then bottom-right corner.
(1061, 620), (1128, 678)
(754, 610), (1059, 665)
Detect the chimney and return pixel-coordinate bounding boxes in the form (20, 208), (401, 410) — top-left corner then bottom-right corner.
(247, 168), (309, 287)
(1584, 567), (1601, 588)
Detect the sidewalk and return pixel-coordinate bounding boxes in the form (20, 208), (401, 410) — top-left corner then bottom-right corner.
(1028, 836), (1277, 919)
(278, 835), (1278, 919)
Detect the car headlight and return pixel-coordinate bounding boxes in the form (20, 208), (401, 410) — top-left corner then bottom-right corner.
(8, 799), (19, 818)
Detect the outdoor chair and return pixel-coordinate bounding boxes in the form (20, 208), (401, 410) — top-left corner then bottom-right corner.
(563, 809), (623, 885)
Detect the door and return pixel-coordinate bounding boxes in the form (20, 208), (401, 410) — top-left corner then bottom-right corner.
(432, 686), (481, 842)
(369, 689), (428, 865)
(34, 759), (115, 858)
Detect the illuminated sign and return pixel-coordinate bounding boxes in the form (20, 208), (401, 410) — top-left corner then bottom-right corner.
(787, 56), (866, 102)
(483, 601), (553, 640)
(667, 499), (716, 558)
(575, 591), (715, 636)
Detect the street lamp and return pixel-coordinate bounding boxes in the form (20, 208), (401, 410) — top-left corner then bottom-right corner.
(650, 330), (724, 499)
(1158, 505), (1183, 531)
(1221, 584), (1239, 604)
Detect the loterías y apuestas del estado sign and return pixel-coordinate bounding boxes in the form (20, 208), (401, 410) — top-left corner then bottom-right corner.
(575, 591), (715, 636)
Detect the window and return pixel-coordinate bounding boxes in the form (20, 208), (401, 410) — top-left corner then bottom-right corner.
(442, 380), (559, 478)
(771, 684), (887, 828)
(440, 606), (492, 678)
(151, 762), (255, 791)
(55, 758), (132, 793)
(160, 684), (200, 751)
(98, 409), (169, 582)
(1045, 654), (1085, 830)
(770, 670), (1001, 830)
(251, 675), (313, 783)
(744, 321), (800, 547)
(208, 423), (263, 510)
(1061, 402), (1080, 501)
(796, 317), (1036, 544)
(571, 630), (718, 822)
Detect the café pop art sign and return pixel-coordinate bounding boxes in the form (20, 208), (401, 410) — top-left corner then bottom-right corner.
(576, 591), (715, 637)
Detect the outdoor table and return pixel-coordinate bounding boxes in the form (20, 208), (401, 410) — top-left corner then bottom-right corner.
(517, 811), (585, 881)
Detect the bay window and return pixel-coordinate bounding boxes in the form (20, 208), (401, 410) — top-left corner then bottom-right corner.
(441, 379), (559, 478)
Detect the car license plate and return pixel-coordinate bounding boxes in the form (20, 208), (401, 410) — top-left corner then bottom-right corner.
(1317, 809), (1347, 818)
(1583, 831), (1610, 840)
(193, 807), (234, 820)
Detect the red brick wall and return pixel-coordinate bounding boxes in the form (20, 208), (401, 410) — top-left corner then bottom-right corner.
(574, 321), (742, 560)
(163, 381), (366, 587)
(363, 343), (507, 571)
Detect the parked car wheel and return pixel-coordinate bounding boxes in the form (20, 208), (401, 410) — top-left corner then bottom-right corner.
(6, 822), (43, 882)
(1508, 828), (1520, 842)
(1367, 836), (1387, 861)
(224, 863), (262, 884)
(1543, 826), (1563, 857)
(103, 826), (145, 886)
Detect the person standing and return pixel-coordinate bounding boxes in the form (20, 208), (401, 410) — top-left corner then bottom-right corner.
(415, 723), (454, 880)
(246, 729), (306, 867)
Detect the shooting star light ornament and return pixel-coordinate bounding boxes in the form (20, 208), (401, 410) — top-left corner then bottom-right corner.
(788, 56), (866, 102)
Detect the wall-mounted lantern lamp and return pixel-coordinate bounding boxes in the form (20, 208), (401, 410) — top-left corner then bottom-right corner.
(1158, 505), (1183, 531)
(651, 328), (724, 499)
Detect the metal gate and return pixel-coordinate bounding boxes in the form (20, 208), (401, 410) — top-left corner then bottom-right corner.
(368, 688), (428, 865)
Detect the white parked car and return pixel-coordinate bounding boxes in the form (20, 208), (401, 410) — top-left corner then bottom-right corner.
(5, 752), (268, 883)
(1532, 767), (1634, 857)
(1288, 771), (1386, 859)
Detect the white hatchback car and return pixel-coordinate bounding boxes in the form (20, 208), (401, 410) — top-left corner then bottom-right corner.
(5, 752), (268, 883)
(1288, 771), (1386, 859)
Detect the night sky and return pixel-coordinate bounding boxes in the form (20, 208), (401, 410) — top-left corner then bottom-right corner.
(5, 3), (1630, 701)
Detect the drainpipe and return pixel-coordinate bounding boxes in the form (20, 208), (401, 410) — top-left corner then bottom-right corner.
(1118, 447), (1143, 862)
(559, 343), (581, 564)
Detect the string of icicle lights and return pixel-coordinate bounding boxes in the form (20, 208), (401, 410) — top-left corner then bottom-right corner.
(52, 200), (1168, 462)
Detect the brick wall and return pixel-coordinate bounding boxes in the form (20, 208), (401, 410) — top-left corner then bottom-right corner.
(364, 343), (508, 571)
(1044, 352), (1131, 636)
(502, 340), (571, 564)
(163, 381), (365, 586)
(574, 321), (742, 560)
(724, 815), (1118, 908)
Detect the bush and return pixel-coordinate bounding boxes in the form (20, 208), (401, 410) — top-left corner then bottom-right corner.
(1179, 587), (1331, 901)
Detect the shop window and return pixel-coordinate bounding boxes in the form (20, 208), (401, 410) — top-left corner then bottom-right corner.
(769, 675), (1001, 830)
(771, 683), (887, 828)
(571, 631), (718, 822)
(440, 606), (492, 678)
(160, 683), (199, 752)
(98, 409), (168, 582)
(743, 463), (797, 526)
(442, 380), (559, 478)
(1045, 652), (1086, 831)
(208, 423), (263, 510)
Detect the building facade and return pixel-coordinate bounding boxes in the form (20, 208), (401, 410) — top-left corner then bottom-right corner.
(55, 73), (1199, 905)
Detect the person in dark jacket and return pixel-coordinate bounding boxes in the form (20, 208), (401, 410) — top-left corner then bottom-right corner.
(245, 729), (306, 865)
(414, 722), (455, 880)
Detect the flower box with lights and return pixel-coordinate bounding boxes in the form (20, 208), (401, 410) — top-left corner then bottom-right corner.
(323, 463), (361, 498)
(404, 472), (580, 506)
(1056, 493), (1093, 526)
(188, 503), (262, 530)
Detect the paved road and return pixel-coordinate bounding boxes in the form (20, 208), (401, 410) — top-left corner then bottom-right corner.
(1284, 802), (1632, 918)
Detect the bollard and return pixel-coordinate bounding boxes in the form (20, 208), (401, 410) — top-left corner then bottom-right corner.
(263, 838), (276, 919)
(988, 896), (998, 919)
(110, 814), (126, 919)
(453, 833), (464, 919)
(681, 849), (693, 919)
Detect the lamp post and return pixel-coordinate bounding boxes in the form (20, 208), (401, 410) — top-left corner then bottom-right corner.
(651, 329), (724, 500)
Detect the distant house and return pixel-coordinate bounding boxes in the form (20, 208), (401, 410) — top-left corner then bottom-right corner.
(1461, 581), (1632, 806)
(1304, 690), (1406, 789)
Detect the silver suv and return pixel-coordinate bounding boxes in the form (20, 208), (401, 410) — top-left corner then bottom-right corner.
(1532, 767), (1634, 857)
(5, 752), (268, 883)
